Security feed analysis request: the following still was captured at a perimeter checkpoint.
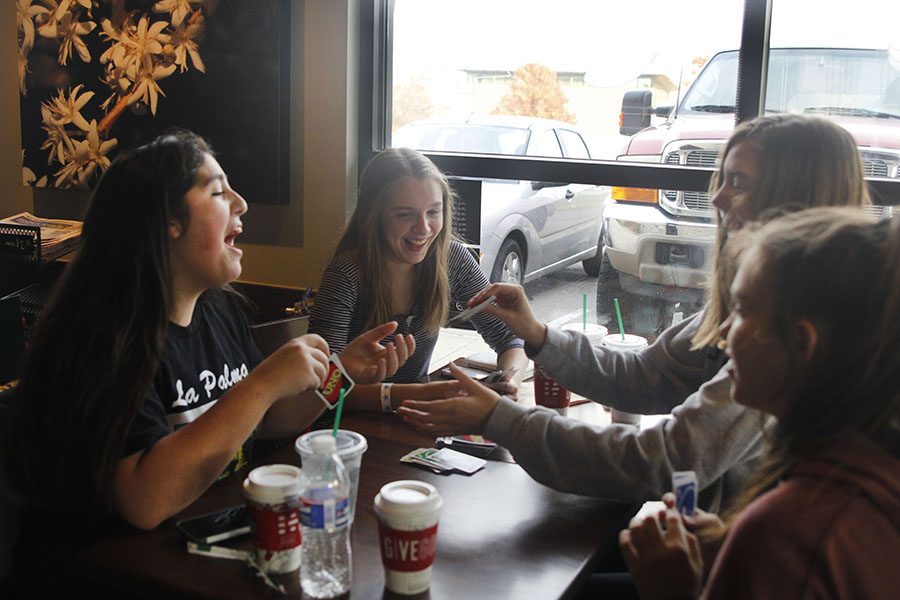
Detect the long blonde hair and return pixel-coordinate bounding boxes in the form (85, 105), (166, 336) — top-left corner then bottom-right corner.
(692, 114), (869, 349)
(335, 148), (455, 334)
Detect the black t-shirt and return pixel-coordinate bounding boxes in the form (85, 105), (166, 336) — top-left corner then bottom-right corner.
(123, 289), (263, 478)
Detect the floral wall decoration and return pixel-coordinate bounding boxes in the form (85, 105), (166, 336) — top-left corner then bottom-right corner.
(17, 0), (291, 204)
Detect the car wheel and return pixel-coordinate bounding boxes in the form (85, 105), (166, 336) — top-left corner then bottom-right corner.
(595, 252), (623, 328)
(581, 247), (602, 277)
(491, 239), (524, 284)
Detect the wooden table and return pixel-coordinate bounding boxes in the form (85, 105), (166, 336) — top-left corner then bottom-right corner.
(76, 412), (636, 599)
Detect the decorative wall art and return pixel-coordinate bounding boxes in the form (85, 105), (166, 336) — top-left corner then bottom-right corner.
(16, 0), (291, 204)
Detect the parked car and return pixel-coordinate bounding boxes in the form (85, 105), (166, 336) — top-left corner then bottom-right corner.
(392, 115), (610, 284)
(603, 47), (899, 334)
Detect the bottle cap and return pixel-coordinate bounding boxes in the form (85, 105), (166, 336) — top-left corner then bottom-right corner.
(311, 434), (337, 455)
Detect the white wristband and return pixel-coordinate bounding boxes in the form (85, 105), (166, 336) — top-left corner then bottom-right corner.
(380, 383), (393, 413)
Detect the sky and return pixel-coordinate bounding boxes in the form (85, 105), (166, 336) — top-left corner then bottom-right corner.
(394, 0), (900, 85)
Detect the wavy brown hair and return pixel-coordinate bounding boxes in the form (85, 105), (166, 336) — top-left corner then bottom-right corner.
(709, 208), (900, 540)
(334, 148), (455, 334)
(8, 130), (212, 512)
(692, 114), (869, 349)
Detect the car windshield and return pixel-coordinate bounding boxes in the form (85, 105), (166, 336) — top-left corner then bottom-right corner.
(681, 48), (900, 119)
(392, 124), (531, 155)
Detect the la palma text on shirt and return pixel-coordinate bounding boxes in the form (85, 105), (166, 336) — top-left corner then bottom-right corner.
(171, 362), (250, 409)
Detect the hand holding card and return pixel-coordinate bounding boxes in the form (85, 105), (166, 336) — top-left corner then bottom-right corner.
(447, 295), (497, 327)
(316, 353), (355, 409)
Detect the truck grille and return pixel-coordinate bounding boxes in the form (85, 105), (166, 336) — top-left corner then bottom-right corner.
(661, 145), (899, 219)
(662, 146), (719, 216)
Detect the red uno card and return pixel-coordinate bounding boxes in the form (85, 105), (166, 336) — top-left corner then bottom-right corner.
(315, 353), (355, 409)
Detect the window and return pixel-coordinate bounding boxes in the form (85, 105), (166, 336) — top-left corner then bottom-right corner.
(361, 0), (900, 340)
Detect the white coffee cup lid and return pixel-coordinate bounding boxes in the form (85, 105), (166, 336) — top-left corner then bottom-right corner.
(602, 333), (648, 350)
(295, 429), (368, 459)
(243, 464), (302, 505)
(561, 322), (608, 345)
(374, 480), (443, 519)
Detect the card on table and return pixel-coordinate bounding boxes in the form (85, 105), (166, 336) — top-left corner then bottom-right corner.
(401, 447), (487, 475)
(436, 435), (497, 457)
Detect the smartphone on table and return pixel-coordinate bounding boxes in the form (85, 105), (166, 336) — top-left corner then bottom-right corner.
(175, 504), (250, 544)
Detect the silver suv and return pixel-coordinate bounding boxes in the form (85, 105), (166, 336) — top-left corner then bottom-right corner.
(393, 115), (610, 284)
(601, 48), (899, 334)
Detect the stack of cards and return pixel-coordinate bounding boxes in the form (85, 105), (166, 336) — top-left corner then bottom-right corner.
(436, 435), (497, 457)
(401, 447), (487, 475)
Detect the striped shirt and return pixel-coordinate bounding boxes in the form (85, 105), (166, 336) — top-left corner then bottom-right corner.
(309, 241), (523, 383)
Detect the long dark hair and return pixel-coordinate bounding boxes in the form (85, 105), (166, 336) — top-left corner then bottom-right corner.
(9, 130), (212, 511)
(692, 114), (869, 349)
(334, 147), (455, 334)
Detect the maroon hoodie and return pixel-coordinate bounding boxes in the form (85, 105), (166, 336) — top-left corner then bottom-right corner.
(704, 434), (900, 599)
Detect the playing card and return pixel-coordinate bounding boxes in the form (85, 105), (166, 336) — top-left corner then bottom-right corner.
(315, 353), (355, 409)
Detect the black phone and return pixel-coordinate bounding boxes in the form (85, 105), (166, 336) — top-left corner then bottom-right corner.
(175, 505), (250, 544)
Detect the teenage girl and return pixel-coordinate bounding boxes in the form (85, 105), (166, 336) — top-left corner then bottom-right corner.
(621, 208), (900, 598)
(8, 130), (413, 535)
(310, 147), (527, 413)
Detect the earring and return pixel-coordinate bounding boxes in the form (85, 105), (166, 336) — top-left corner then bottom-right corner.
(716, 338), (728, 351)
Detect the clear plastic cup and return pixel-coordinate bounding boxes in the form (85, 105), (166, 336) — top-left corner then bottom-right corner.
(374, 480), (442, 595)
(602, 333), (649, 426)
(295, 429), (367, 523)
(561, 322), (608, 344)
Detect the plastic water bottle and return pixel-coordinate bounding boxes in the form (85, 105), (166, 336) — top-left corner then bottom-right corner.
(300, 434), (352, 598)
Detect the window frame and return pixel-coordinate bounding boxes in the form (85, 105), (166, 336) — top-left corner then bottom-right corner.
(359, 0), (899, 204)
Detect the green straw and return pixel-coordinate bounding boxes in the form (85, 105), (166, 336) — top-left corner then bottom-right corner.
(614, 298), (625, 341)
(582, 292), (587, 332)
(332, 387), (346, 438)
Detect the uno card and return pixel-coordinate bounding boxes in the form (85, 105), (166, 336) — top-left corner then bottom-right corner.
(436, 435), (497, 458)
(431, 448), (486, 474)
(401, 448), (452, 473)
(315, 353), (355, 409)
(446, 295), (497, 327)
(672, 471), (697, 516)
(401, 447), (486, 475)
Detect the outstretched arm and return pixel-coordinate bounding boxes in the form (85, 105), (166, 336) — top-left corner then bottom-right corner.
(113, 335), (330, 529)
(396, 362), (500, 436)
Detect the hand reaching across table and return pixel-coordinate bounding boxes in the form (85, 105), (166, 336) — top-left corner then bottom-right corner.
(467, 283), (547, 349)
(396, 362), (500, 436)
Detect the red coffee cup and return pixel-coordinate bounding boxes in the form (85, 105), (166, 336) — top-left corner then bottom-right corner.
(242, 464), (303, 573)
(374, 480), (443, 595)
(533, 363), (571, 409)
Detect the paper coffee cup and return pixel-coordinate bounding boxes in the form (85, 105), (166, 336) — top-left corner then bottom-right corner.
(295, 429), (367, 522)
(374, 480), (442, 595)
(602, 334), (649, 426)
(533, 363), (571, 410)
(242, 464), (303, 573)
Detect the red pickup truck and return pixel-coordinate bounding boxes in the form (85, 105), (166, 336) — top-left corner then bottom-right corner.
(600, 47), (899, 335)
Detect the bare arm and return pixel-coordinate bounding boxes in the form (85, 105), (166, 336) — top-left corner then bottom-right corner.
(344, 380), (466, 412)
(113, 336), (329, 529)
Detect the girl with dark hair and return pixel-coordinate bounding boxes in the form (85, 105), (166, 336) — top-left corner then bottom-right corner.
(397, 115), (870, 513)
(310, 147), (526, 412)
(621, 207), (900, 598)
(8, 130), (412, 536)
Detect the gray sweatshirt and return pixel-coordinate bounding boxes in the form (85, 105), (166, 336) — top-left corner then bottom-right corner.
(483, 311), (774, 512)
